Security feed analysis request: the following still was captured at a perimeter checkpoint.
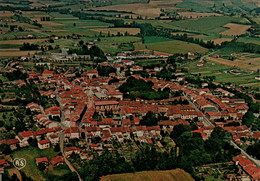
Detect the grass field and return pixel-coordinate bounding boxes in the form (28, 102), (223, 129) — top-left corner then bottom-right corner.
(11, 146), (69, 181)
(237, 37), (260, 45)
(144, 36), (173, 43)
(90, 28), (140, 35)
(101, 169), (194, 181)
(184, 59), (260, 85)
(170, 16), (247, 34)
(96, 36), (141, 54)
(145, 40), (208, 54)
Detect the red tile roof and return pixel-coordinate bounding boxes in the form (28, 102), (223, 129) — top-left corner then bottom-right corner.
(38, 140), (50, 145)
(51, 156), (63, 165)
(36, 157), (48, 165)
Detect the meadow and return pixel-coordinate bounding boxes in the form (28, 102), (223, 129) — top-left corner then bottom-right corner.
(183, 59), (260, 86)
(145, 40), (208, 54)
(11, 146), (70, 181)
(169, 16), (248, 34)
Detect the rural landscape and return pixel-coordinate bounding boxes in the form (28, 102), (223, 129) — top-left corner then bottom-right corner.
(0, 0), (259, 181)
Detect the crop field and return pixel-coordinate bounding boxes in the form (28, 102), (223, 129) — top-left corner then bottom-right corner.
(0, 39), (47, 45)
(178, 12), (222, 19)
(0, 11), (14, 17)
(89, 0), (183, 19)
(90, 28), (140, 35)
(145, 40), (208, 54)
(206, 56), (260, 72)
(0, 50), (40, 57)
(170, 16), (247, 34)
(90, 4), (162, 18)
(210, 38), (233, 45)
(101, 169), (194, 181)
(220, 23), (251, 36)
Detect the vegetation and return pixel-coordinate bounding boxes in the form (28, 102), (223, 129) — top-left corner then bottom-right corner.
(119, 77), (170, 100)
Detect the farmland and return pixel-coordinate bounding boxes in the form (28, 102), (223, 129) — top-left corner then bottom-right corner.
(220, 23), (251, 36)
(210, 38), (233, 45)
(169, 16), (248, 34)
(101, 169), (194, 181)
(183, 59), (260, 86)
(90, 28), (140, 36)
(206, 56), (260, 72)
(145, 40), (208, 54)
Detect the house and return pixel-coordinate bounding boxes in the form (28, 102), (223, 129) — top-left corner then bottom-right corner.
(48, 134), (59, 144)
(38, 140), (50, 150)
(51, 156), (64, 167)
(36, 157), (49, 166)
(0, 160), (6, 167)
(233, 154), (260, 181)
(16, 131), (34, 147)
(42, 70), (54, 78)
(0, 139), (19, 150)
(121, 59), (134, 66)
(65, 147), (81, 157)
(64, 127), (80, 139)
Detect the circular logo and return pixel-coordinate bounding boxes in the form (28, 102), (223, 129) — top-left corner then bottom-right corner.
(13, 158), (26, 170)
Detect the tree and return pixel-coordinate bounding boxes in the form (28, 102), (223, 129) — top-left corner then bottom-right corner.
(0, 143), (11, 154)
(38, 162), (46, 171)
(140, 111), (159, 126)
(170, 124), (190, 139)
(54, 144), (60, 152)
(247, 141), (260, 159)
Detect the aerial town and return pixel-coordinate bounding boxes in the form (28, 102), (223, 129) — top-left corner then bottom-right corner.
(0, 0), (260, 181)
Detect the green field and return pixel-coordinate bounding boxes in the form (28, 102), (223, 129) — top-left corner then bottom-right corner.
(237, 37), (260, 45)
(144, 36), (173, 43)
(11, 146), (70, 181)
(183, 60), (259, 85)
(170, 16), (247, 34)
(145, 40), (208, 54)
(96, 36), (141, 54)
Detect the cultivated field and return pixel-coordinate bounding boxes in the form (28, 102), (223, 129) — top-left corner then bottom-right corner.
(0, 11), (14, 17)
(178, 12), (222, 19)
(237, 37), (260, 45)
(220, 23), (251, 36)
(210, 38), (233, 45)
(206, 56), (260, 71)
(101, 169), (194, 181)
(90, 28), (140, 35)
(145, 40), (208, 54)
(0, 50), (40, 57)
(0, 39), (47, 45)
(90, 4), (162, 18)
(170, 16), (246, 34)
(183, 59), (259, 85)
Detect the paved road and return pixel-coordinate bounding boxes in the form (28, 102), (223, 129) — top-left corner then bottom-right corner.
(184, 93), (260, 168)
(183, 94), (214, 127)
(59, 132), (83, 181)
(231, 141), (260, 168)
(79, 89), (94, 128)
(55, 90), (82, 181)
